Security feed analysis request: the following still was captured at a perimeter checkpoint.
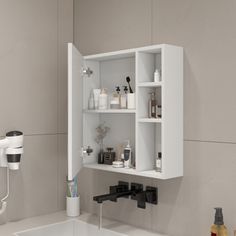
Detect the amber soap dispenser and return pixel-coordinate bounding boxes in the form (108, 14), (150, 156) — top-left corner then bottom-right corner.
(211, 208), (228, 236)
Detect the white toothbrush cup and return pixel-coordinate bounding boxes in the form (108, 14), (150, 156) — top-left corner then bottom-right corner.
(66, 196), (80, 217)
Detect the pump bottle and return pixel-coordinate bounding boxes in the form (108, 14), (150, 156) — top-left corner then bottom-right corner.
(123, 140), (132, 168)
(120, 86), (128, 109)
(211, 208), (228, 236)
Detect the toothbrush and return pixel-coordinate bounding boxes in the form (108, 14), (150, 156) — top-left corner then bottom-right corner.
(126, 76), (133, 93)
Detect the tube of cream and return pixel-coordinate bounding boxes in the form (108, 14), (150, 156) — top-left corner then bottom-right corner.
(93, 89), (101, 110)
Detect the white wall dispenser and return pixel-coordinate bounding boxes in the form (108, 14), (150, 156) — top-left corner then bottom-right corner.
(0, 131), (24, 217)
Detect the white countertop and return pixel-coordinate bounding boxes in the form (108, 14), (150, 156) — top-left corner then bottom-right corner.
(0, 211), (166, 236)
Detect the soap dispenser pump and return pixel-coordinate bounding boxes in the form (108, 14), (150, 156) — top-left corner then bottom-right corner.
(123, 140), (132, 168)
(120, 86), (128, 109)
(115, 86), (121, 108)
(210, 208), (228, 236)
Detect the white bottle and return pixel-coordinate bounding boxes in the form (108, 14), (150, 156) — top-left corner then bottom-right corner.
(120, 86), (128, 109)
(123, 140), (132, 168)
(93, 89), (101, 110)
(155, 152), (162, 172)
(98, 89), (108, 109)
(154, 69), (161, 82)
(88, 90), (95, 110)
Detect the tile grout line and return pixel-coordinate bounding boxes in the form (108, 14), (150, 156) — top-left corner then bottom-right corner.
(150, 0), (153, 45)
(184, 139), (236, 145)
(56, 0), (60, 211)
(73, 0), (75, 44)
(1, 134), (236, 145)
(0, 133), (67, 139)
(2, 132), (236, 145)
(26, 132), (67, 136)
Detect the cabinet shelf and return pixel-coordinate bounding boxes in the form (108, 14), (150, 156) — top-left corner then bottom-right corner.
(84, 163), (165, 179)
(137, 82), (162, 87)
(138, 118), (162, 123)
(83, 109), (136, 114)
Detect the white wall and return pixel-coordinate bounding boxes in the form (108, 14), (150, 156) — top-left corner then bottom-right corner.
(0, 0), (73, 222)
(75, 1), (236, 235)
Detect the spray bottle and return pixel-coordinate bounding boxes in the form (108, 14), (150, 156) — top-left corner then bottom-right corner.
(211, 208), (228, 236)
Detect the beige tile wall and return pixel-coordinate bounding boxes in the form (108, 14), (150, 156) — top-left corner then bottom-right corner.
(0, 0), (73, 222)
(75, 0), (236, 235)
(74, 0), (152, 54)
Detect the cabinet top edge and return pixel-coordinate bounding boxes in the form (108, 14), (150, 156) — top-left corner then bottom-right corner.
(84, 44), (183, 61)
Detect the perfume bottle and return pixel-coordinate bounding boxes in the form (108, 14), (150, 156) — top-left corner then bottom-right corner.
(155, 152), (162, 172)
(103, 147), (116, 165)
(156, 105), (162, 118)
(148, 92), (157, 118)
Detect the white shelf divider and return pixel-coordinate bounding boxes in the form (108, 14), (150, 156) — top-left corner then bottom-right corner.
(83, 109), (136, 114)
(138, 118), (162, 123)
(84, 163), (165, 179)
(138, 82), (162, 87)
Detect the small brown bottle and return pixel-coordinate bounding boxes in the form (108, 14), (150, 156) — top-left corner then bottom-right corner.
(148, 92), (157, 118)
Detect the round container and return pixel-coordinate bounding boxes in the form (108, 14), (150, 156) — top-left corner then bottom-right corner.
(127, 93), (135, 109)
(98, 89), (108, 110)
(110, 100), (120, 109)
(66, 196), (80, 217)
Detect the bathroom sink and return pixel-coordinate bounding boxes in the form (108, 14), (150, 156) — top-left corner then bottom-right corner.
(14, 219), (126, 236)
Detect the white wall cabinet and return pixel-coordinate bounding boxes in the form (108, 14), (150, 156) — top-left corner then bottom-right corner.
(68, 43), (183, 180)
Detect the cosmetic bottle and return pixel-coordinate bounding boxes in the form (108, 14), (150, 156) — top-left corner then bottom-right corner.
(115, 86), (121, 107)
(155, 152), (162, 172)
(88, 90), (95, 110)
(210, 208), (228, 236)
(123, 140), (132, 168)
(110, 86), (121, 109)
(98, 88), (108, 110)
(148, 92), (157, 118)
(120, 86), (128, 109)
(98, 149), (104, 164)
(154, 69), (161, 82)
(110, 87), (121, 109)
(93, 89), (101, 110)
(156, 105), (162, 118)
(103, 147), (116, 165)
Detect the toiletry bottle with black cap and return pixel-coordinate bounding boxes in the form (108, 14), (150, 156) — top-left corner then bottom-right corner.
(120, 86), (128, 109)
(114, 86), (121, 109)
(211, 208), (228, 236)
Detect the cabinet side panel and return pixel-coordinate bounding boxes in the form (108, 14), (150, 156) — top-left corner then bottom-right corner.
(68, 43), (83, 180)
(162, 45), (183, 178)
